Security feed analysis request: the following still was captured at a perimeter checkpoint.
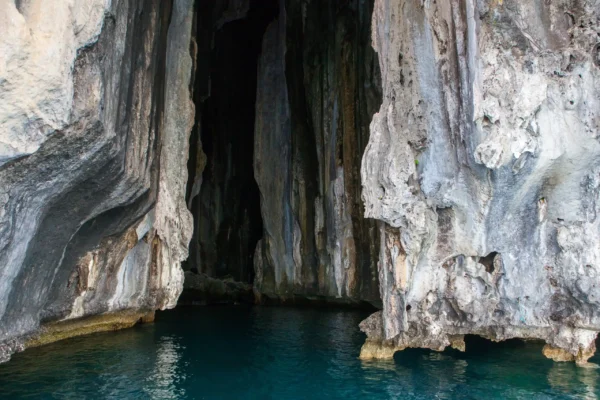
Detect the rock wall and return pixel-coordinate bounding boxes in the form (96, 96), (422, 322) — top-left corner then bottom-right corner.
(360, 0), (600, 363)
(2, 0), (599, 366)
(0, 0), (195, 362)
(253, 0), (382, 304)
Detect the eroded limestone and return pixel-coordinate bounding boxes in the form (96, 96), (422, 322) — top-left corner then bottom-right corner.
(360, 0), (600, 363)
(0, 0), (195, 362)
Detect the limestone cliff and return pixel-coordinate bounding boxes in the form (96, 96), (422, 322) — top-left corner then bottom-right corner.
(0, 0), (195, 362)
(360, 0), (600, 363)
(1, 0), (599, 366)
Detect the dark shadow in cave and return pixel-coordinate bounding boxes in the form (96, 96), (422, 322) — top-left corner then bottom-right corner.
(393, 335), (540, 365)
(184, 0), (279, 285)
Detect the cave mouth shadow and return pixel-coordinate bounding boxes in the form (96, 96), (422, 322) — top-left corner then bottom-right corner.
(392, 335), (540, 368)
(183, 0), (279, 286)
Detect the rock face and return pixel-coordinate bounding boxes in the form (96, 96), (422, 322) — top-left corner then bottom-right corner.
(179, 271), (254, 306)
(360, 0), (600, 363)
(0, 0), (195, 362)
(1, 0), (599, 365)
(252, 0), (382, 304)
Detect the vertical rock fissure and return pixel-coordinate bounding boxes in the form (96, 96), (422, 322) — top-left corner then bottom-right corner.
(283, 0), (320, 292)
(183, 0), (278, 303)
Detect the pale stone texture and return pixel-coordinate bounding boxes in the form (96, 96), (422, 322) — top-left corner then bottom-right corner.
(2, 0), (599, 366)
(360, 0), (600, 362)
(0, 0), (107, 164)
(0, 0), (194, 362)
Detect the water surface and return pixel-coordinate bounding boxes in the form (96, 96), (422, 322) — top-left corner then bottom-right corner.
(0, 306), (598, 399)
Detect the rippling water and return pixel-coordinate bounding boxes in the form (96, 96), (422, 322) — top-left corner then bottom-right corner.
(0, 306), (598, 399)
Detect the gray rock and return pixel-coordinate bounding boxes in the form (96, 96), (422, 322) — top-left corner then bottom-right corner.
(360, 0), (600, 363)
(180, 271), (254, 305)
(185, 0), (382, 306)
(1, 0), (599, 366)
(0, 0), (194, 362)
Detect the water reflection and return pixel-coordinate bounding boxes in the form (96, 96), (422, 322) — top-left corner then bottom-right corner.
(547, 361), (600, 399)
(145, 335), (187, 399)
(1, 307), (599, 399)
(358, 337), (600, 400)
(577, 364), (599, 400)
(360, 349), (469, 399)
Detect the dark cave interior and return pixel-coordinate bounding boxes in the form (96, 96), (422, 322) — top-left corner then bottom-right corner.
(184, 0), (279, 285)
(182, 0), (382, 306)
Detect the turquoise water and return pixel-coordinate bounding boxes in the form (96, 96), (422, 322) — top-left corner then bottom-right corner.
(0, 306), (599, 399)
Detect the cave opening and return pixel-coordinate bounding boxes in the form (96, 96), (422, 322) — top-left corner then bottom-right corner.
(183, 0), (278, 293)
(479, 252), (499, 274)
(181, 0), (382, 306)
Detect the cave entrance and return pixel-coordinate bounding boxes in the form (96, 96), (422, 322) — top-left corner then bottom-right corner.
(182, 0), (382, 306)
(184, 0), (278, 294)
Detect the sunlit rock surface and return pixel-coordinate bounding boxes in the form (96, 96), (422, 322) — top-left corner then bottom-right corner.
(0, 0), (194, 362)
(360, 0), (600, 363)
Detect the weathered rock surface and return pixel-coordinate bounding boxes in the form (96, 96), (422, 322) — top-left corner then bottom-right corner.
(360, 0), (600, 363)
(179, 271), (254, 306)
(0, 0), (194, 362)
(2, 0), (599, 366)
(252, 0), (382, 305)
